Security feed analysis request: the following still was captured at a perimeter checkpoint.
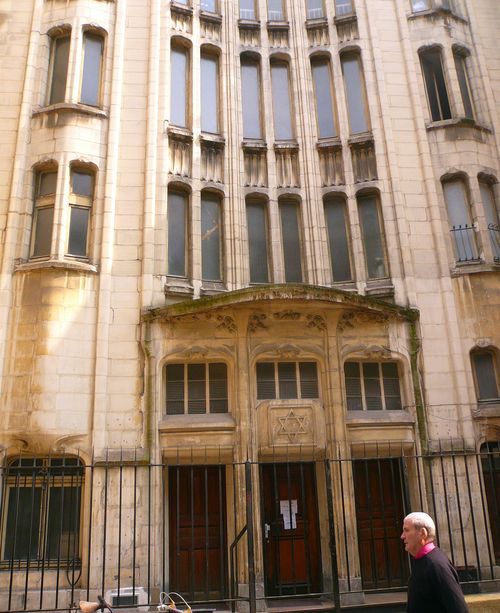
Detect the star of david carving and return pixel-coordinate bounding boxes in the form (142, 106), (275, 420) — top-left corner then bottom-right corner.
(276, 410), (308, 443)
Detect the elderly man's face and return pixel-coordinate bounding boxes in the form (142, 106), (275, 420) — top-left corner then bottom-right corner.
(401, 518), (426, 557)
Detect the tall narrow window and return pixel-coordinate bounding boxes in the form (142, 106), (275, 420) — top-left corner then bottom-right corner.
(168, 190), (188, 276)
(80, 33), (104, 106)
(442, 179), (478, 262)
(341, 54), (369, 134)
(201, 0), (217, 11)
(324, 197), (352, 282)
(479, 181), (500, 261)
(68, 169), (94, 258)
(31, 171), (57, 258)
(241, 57), (262, 139)
(307, 0), (324, 19)
(201, 52), (219, 134)
(246, 200), (269, 283)
(453, 51), (474, 120)
(240, 0), (256, 19)
(48, 34), (70, 105)
(270, 61), (293, 140)
(171, 45), (189, 128)
(201, 193), (222, 281)
(268, 0), (284, 21)
(335, 0), (354, 16)
(472, 351), (500, 402)
(2, 458), (83, 563)
(311, 58), (337, 138)
(344, 362), (402, 411)
(357, 194), (387, 279)
(279, 199), (303, 283)
(420, 49), (452, 122)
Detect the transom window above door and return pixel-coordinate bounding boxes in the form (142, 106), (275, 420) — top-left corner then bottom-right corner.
(256, 361), (319, 400)
(165, 362), (228, 415)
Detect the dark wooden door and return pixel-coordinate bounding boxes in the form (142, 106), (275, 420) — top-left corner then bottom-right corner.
(169, 466), (227, 601)
(481, 444), (500, 563)
(353, 459), (409, 590)
(261, 463), (322, 596)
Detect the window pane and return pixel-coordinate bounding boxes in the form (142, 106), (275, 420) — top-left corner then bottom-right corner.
(4, 487), (42, 560)
(201, 0), (216, 11)
(188, 364), (206, 414)
(480, 183), (500, 261)
(324, 197), (351, 281)
(335, 0), (353, 15)
(168, 192), (187, 276)
(268, 0), (284, 20)
(312, 60), (336, 138)
(72, 171), (94, 197)
(80, 34), (103, 106)
(341, 55), (368, 134)
(240, 0), (256, 19)
(171, 47), (188, 127)
(363, 363), (382, 410)
(454, 53), (474, 120)
(280, 200), (303, 283)
(166, 364), (185, 415)
(209, 363), (228, 413)
(307, 0), (323, 19)
(271, 62), (293, 140)
(382, 362), (402, 410)
(201, 54), (219, 133)
(473, 353), (499, 400)
(46, 486), (81, 560)
(421, 50), (451, 121)
(411, 0), (430, 11)
(299, 362), (318, 398)
(345, 362), (362, 410)
(443, 180), (477, 261)
(68, 207), (90, 257)
(278, 362), (298, 399)
(241, 60), (262, 139)
(257, 362), (276, 399)
(201, 194), (221, 281)
(32, 206), (54, 257)
(49, 36), (70, 104)
(39, 172), (57, 196)
(246, 201), (269, 283)
(358, 195), (387, 279)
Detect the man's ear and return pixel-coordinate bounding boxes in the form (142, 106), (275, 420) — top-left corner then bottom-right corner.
(421, 527), (429, 540)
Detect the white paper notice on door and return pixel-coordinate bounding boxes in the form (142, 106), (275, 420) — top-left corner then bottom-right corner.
(280, 499), (297, 529)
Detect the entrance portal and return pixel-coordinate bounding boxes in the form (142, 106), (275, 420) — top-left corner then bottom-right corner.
(261, 463), (322, 596)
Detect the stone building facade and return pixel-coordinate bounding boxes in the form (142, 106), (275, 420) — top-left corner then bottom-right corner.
(0, 0), (499, 610)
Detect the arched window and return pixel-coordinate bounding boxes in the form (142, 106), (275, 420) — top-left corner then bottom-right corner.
(200, 49), (220, 134)
(479, 180), (500, 262)
(170, 41), (190, 128)
(357, 193), (388, 279)
(201, 192), (222, 281)
(471, 349), (500, 402)
(279, 197), (303, 282)
(241, 55), (263, 139)
(442, 177), (478, 262)
(246, 198), (270, 283)
(67, 166), (95, 258)
(419, 47), (451, 121)
(47, 31), (71, 105)
(270, 59), (294, 140)
(80, 31), (104, 107)
(324, 195), (352, 282)
(340, 52), (370, 134)
(31, 168), (58, 258)
(311, 56), (337, 139)
(167, 188), (189, 277)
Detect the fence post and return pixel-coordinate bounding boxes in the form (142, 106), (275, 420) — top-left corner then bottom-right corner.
(324, 459), (341, 613)
(245, 461), (257, 613)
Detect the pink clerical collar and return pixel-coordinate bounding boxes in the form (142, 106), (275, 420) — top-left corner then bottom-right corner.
(415, 542), (435, 559)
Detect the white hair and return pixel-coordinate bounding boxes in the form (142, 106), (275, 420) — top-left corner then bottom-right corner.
(405, 512), (436, 541)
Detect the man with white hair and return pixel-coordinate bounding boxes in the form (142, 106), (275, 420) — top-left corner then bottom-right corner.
(401, 512), (469, 613)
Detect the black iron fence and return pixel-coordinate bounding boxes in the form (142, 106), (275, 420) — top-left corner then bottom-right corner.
(0, 443), (499, 612)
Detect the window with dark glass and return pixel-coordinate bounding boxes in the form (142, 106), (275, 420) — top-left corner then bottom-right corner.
(256, 361), (319, 400)
(472, 351), (500, 402)
(240, 0), (256, 19)
(357, 194), (388, 279)
(420, 49), (452, 122)
(442, 179), (478, 262)
(201, 52), (219, 134)
(48, 34), (70, 105)
(171, 45), (189, 128)
(165, 363), (228, 414)
(31, 170), (57, 258)
(480, 442), (500, 564)
(167, 190), (188, 276)
(279, 199), (303, 283)
(241, 57), (263, 139)
(201, 193), (222, 281)
(324, 196), (352, 282)
(311, 58), (337, 138)
(80, 33), (104, 106)
(67, 169), (94, 257)
(345, 362), (402, 411)
(341, 53), (369, 134)
(2, 458), (83, 563)
(268, 0), (284, 21)
(270, 60), (294, 140)
(454, 51), (474, 120)
(246, 200), (270, 283)
(307, 0), (324, 19)
(480, 181), (500, 261)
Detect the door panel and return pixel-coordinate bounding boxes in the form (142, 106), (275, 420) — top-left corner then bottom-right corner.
(169, 466), (227, 600)
(261, 463), (322, 596)
(353, 459), (409, 590)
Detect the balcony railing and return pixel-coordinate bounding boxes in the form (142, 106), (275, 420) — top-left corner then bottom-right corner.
(451, 224), (479, 263)
(488, 223), (500, 262)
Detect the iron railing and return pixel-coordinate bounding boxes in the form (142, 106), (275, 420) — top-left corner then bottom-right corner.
(488, 223), (500, 262)
(0, 444), (499, 612)
(450, 224), (479, 262)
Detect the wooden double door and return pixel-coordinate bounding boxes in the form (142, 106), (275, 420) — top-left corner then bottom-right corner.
(261, 463), (322, 596)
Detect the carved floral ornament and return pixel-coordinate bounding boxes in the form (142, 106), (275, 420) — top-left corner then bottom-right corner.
(165, 311), (237, 333)
(337, 309), (389, 332)
(248, 311), (327, 333)
(476, 338), (492, 348)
